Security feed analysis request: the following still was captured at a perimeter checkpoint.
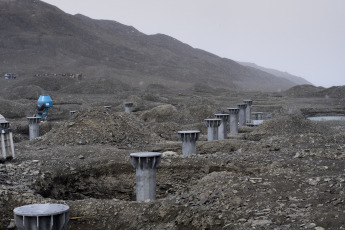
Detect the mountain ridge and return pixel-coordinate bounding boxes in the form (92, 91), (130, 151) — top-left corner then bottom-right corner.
(0, 0), (304, 92)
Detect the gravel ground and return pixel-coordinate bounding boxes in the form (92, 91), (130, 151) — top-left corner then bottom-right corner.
(1, 89), (345, 230)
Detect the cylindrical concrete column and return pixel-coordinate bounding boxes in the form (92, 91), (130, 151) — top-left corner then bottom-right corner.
(252, 112), (263, 120)
(124, 102), (134, 114)
(14, 204), (70, 230)
(237, 104), (247, 126)
(243, 100), (253, 123)
(69, 111), (76, 116)
(214, 114), (229, 140)
(204, 118), (222, 141)
(130, 152), (162, 201)
(27, 117), (41, 140)
(178, 130), (200, 156)
(227, 108), (239, 134)
(104, 106), (111, 110)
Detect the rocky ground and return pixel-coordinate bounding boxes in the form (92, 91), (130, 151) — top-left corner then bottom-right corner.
(1, 84), (345, 229)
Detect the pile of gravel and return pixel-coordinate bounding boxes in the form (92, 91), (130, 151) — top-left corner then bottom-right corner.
(41, 108), (161, 147)
(248, 114), (335, 141)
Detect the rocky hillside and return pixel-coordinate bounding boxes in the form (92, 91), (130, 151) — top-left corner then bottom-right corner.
(1, 0), (298, 92)
(238, 62), (312, 85)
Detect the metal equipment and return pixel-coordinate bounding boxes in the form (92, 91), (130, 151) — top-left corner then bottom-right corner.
(36, 95), (53, 121)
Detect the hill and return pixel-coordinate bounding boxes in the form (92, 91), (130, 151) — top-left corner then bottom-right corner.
(0, 0), (298, 92)
(238, 62), (311, 85)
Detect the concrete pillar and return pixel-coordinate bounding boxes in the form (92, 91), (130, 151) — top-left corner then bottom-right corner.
(130, 152), (162, 201)
(214, 114), (229, 140)
(227, 108), (239, 134)
(252, 112), (263, 120)
(204, 118), (222, 141)
(124, 102), (134, 114)
(14, 204), (69, 230)
(104, 106), (111, 110)
(0, 121), (15, 160)
(237, 104), (247, 126)
(69, 111), (76, 116)
(27, 117), (41, 140)
(178, 130), (200, 156)
(243, 100), (253, 123)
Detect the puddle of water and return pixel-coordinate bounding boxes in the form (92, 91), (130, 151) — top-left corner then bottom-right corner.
(307, 116), (345, 121)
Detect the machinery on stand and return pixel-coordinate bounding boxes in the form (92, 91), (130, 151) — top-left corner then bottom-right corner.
(36, 95), (53, 121)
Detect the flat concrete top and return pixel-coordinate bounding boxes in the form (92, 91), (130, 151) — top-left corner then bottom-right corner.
(215, 114), (230, 117)
(14, 204), (69, 216)
(178, 130), (200, 134)
(130, 152), (162, 158)
(243, 99), (252, 102)
(204, 118), (222, 121)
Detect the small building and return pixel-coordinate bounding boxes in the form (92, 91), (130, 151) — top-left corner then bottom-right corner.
(4, 73), (17, 79)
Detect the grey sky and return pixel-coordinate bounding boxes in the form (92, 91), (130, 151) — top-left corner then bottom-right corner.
(41, 0), (345, 87)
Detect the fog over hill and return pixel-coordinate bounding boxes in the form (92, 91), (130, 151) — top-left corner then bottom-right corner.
(238, 62), (312, 85)
(0, 0), (308, 92)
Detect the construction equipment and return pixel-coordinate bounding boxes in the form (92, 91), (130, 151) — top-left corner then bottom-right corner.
(36, 95), (53, 121)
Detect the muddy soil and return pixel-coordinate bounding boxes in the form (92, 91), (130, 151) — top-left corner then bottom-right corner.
(1, 87), (345, 230)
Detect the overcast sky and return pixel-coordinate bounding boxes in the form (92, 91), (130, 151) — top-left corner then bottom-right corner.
(41, 0), (345, 87)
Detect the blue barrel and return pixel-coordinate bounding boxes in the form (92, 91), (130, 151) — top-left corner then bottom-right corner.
(37, 95), (53, 108)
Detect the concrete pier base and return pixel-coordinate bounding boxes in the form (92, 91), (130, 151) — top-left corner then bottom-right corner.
(178, 130), (200, 156)
(0, 121), (15, 161)
(14, 204), (70, 230)
(228, 108), (240, 134)
(27, 117), (41, 140)
(69, 111), (76, 116)
(104, 106), (111, 110)
(124, 102), (134, 114)
(253, 112), (264, 120)
(130, 152), (162, 201)
(204, 119), (222, 141)
(243, 100), (253, 123)
(214, 114), (229, 140)
(237, 104), (247, 126)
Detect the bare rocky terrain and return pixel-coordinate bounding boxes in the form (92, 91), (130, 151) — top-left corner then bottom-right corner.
(1, 80), (345, 229)
(1, 1), (345, 229)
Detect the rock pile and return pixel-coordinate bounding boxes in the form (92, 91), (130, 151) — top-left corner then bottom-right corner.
(42, 108), (161, 147)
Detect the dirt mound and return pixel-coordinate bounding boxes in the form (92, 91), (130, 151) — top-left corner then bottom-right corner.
(4, 85), (45, 100)
(248, 114), (335, 140)
(0, 98), (34, 118)
(284, 84), (325, 97)
(140, 104), (178, 122)
(318, 86), (345, 98)
(42, 108), (161, 147)
(59, 78), (132, 94)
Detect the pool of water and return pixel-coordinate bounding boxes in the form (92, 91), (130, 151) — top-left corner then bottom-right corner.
(307, 116), (345, 121)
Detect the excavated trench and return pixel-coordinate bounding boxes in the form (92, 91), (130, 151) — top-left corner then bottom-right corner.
(33, 162), (211, 201)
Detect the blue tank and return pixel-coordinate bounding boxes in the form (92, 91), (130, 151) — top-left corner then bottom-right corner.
(37, 95), (53, 108)
(37, 95), (53, 120)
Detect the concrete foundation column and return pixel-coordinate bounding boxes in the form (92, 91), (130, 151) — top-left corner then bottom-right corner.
(130, 152), (162, 201)
(27, 117), (41, 140)
(237, 104), (247, 126)
(124, 102), (134, 114)
(14, 204), (70, 230)
(227, 108), (239, 134)
(214, 114), (229, 140)
(243, 100), (253, 123)
(204, 119), (222, 141)
(0, 121), (15, 160)
(252, 112), (263, 120)
(178, 130), (200, 156)
(104, 106), (111, 110)
(69, 111), (76, 116)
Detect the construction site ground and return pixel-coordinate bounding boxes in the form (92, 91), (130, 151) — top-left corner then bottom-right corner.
(1, 84), (345, 229)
